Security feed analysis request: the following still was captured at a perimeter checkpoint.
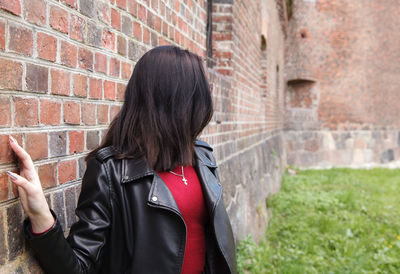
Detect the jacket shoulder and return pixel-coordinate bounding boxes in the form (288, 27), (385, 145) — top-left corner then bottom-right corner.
(194, 139), (213, 151)
(95, 146), (119, 162)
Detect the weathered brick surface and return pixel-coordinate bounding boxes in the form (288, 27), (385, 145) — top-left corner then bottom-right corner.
(14, 98), (38, 126)
(0, 97), (11, 127)
(26, 64), (48, 93)
(40, 99), (61, 125)
(0, 0), (21, 16)
(0, 59), (22, 90)
(37, 32), (57, 62)
(23, 0), (46, 26)
(69, 131), (84, 154)
(6, 23), (30, 56)
(38, 163), (57, 189)
(50, 5), (68, 34)
(51, 69), (70, 96)
(7, 204), (23, 261)
(25, 133), (48, 160)
(58, 160), (76, 184)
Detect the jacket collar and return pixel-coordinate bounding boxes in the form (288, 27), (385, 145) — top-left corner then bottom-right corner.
(121, 146), (222, 216)
(121, 146), (217, 183)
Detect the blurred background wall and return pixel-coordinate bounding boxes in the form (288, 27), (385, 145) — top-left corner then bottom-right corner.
(285, 0), (400, 168)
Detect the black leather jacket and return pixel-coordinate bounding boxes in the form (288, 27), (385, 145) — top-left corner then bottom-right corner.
(24, 140), (237, 274)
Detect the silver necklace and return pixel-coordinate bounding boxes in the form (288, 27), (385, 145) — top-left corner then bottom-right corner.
(169, 166), (188, 185)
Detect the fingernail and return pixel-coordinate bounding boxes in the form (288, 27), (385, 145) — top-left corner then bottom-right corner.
(9, 136), (16, 143)
(6, 171), (17, 179)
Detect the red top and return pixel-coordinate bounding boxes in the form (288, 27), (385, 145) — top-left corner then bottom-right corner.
(157, 165), (208, 274)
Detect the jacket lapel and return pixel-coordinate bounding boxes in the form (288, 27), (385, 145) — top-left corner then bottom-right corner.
(194, 147), (222, 217)
(120, 147), (222, 217)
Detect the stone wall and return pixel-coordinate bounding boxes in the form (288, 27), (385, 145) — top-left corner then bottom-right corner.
(285, 0), (400, 168)
(0, 0), (287, 271)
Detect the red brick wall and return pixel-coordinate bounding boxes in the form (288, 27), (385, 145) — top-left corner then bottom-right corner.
(285, 0), (400, 167)
(209, 0), (286, 240)
(0, 0), (287, 270)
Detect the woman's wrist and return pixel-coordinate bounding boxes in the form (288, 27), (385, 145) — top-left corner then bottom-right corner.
(30, 210), (55, 234)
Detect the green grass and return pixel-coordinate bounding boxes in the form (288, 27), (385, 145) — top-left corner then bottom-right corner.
(237, 168), (400, 273)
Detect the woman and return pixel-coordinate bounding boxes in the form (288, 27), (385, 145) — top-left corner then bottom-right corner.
(6, 46), (237, 274)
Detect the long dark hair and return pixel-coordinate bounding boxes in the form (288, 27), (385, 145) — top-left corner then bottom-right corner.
(87, 46), (213, 171)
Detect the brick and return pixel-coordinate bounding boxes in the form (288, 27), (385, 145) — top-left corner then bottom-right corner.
(50, 5), (69, 34)
(104, 81), (116, 100)
(89, 78), (102, 99)
(0, 97), (11, 127)
(65, 187), (76, 228)
(147, 11), (155, 29)
(81, 103), (96, 125)
(60, 40), (77, 68)
(49, 131), (67, 157)
(63, 101), (80, 125)
(38, 162), (57, 189)
(122, 15), (132, 36)
(87, 22), (102, 48)
(128, 40), (139, 60)
(79, 0), (94, 18)
(143, 27), (150, 43)
(58, 159), (76, 184)
(0, 173), (8, 202)
(24, 0), (46, 26)
(51, 69), (70, 96)
(116, 0), (126, 10)
(127, 0), (137, 17)
(0, 58), (22, 90)
(25, 132), (48, 160)
(155, 16), (161, 33)
(40, 99), (61, 125)
(8, 24), (33, 56)
(110, 105), (121, 120)
(116, 83), (125, 101)
(111, 8), (121, 30)
(97, 1), (110, 24)
(150, 32), (158, 47)
(0, 134), (22, 165)
(0, 21), (4, 50)
(61, 0), (77, 9)
(117, 35), (127, 56)
(14, 97), (38, 126)
(78, 48), (93, 71)
(0, 0), (21, 16)
(86, 131), (99, 150)
(69, 130), (84, 154)
(94, 53), (107, 74)
(78, 157), (86, 178)
(7, 204), (23, 261)
(26, 64), (48, 93)
(70, 15), (85, 42)
(137, 4), (146, 22)
(97, 104), (109, 124)
(73, 74), (88, 97)
(133, 21), (142, 40)
(37, 32), (57, 62)
(109, 58), (120, 77)
(52, 191), (66, 230)
(102, 29), (115, 51)
(121, 62), (131, 80)
(0, 210), (5, 264)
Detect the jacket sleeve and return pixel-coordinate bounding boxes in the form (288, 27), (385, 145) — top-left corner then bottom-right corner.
(24, 156), (112, 274)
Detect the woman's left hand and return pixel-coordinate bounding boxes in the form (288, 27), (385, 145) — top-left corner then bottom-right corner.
(6, 136), (54, 233)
